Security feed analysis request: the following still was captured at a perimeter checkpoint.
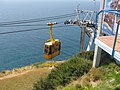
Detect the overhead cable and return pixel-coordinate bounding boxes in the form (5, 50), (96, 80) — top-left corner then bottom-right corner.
(0, 25), (73, 35)
(0, 21), (63, 27)
(0, 13), (75, 25)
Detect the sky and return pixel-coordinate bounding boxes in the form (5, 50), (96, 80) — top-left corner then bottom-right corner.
(0, 0), (100, 21)
(1, 0), (99, 2)
(0, 0), (99, 6)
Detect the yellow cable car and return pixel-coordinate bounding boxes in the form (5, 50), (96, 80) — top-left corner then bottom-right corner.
(44, 22), (61, 59)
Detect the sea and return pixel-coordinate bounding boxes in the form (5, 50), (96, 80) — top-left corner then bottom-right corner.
(0, 0), (100, 71)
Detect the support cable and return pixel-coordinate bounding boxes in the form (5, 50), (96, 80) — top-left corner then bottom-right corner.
(0, 13), (76, 25)
(0, 25), (73, 35)
(0, 21), (63, 27)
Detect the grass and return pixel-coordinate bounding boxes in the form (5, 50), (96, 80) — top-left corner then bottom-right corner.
(1, 50), (118, 90)
(57, 51), (120, 90)
(33, 51), (94, 90)
(0, 61), (62, 90)
(0, 68), (51, 90)
(61, 62), (120, 90)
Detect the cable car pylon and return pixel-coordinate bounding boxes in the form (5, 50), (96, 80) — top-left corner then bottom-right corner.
(64, 5), (96, 52)
(44, 22), (61, 60)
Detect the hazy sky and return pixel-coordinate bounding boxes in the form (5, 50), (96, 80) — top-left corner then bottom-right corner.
(0, 0), (99, 5)
(1, 0), (99, 2)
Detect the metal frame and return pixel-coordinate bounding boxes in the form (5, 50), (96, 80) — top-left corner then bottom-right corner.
(94, 10), (120, 37)
(112, 20), (120, 56)
(64, 8), (96, 52)
(95, 9), (120, 57)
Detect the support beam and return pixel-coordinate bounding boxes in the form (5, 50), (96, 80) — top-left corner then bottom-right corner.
(87, 32), (94, 51)
(80, 27), (86, 52)
(93, 45), (102, 67)
(93, 0), (105, 67)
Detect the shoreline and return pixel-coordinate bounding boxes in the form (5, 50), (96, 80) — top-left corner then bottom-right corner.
(0, 60), (64, 80)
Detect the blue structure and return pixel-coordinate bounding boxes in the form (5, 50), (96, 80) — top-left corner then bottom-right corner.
(94, 10), (120, 65)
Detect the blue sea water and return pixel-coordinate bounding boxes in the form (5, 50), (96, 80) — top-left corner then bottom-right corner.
(0, 0), (100, 71)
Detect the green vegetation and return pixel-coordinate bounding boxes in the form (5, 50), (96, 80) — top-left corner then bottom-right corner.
(0, 50), (119, 90)
(95, 63), (120, 90)
(61, 63), (120, 90)
(0, 61), (61, 90)
(77, 50), (94, 60)
(33, 50), (120, 90)
(0, 68), (51, 90)
(0, 61), (59, 78)
(33, 51), (93, 90)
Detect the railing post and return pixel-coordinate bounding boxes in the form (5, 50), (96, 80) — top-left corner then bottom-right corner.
(93, 9), (120, 67)
(112, 21), (120, 56)
(93, 0), (105, 67)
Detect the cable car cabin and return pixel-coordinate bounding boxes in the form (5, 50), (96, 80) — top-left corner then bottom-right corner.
(44, 22), (61, 59)
(44, 39), (61, 59)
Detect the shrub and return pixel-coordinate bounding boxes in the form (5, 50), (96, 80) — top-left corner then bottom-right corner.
(33, 51), (93, 90)
(77, 50), (94, 61)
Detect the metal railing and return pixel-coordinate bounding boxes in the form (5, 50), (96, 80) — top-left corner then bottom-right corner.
(95, 10), (120, 57)
(112, 20), (120, 56)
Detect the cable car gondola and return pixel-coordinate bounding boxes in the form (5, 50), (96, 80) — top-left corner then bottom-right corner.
(44, 22), (61, 59)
